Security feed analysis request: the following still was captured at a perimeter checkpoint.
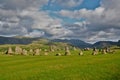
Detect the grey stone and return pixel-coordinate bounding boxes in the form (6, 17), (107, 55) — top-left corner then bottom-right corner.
(22, 49), (28, 55)
(79, 51), (83, 55)
(44, 52), (48, 56)
(102, 49), (107, 54)
(34, 49), (40, 55)
(15, 46), (22, 55)
(56, 53), (61, 56)
(65, 46), (71, 56)
(6, 47), (13, 55)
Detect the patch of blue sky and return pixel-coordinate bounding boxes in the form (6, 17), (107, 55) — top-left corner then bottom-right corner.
(78, 0), (101, 10)
(41, 0), (101, 24)
(49, 12), (85, 24)
(41, 0), (61, 11)
(41, 0), (101, 11)
(41, 4), (61, 11)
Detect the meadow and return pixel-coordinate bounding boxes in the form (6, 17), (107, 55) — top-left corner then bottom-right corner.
(0, 49), (120, 80)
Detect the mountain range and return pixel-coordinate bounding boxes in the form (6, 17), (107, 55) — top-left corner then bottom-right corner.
(0, 36), (119, 48)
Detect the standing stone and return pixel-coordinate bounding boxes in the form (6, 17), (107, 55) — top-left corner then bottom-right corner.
(65, 46), (71, 56)
(79, 50), (83, 56)
(65, 50), (71, 56)
(29, 49), (33, 55)
(30, 49), (33, 53)
(56, 53), (61, 56)
(34, 49), (40, 55)
(105, 47), (110, 53)
(44, 52), (48, 56)
(50, 46), (54, 52)
(92, 47), (98, 55)
(22, 49), (28, 55)
(15, 46), (22, 55)
(65, 46), (69, 51)
(73, 47), (77, 51)
(6, 47), (13, 55)
(92, 51), (98, 55)
(102, 49), (107, 54)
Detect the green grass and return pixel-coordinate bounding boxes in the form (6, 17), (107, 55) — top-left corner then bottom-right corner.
(0, 50), (120, 80)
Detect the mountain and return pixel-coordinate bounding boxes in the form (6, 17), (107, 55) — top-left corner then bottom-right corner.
(0, 36), (92, 48)
(0, 36), (39, 44)
(93, 41), (118, 48)
(118, 40), (120, 46)
(51, 39), (92, 48)
(0, 36), (119, 48)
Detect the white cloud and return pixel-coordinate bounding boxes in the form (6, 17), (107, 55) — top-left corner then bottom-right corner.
(57, 0), (120, 42)
(51, 0), (83, 8)
(46, 24), (73, 39)
(25, 30), (45, 37)
(59, 7), (105, 21)
(0, 0), (70, 38)
(0, 0), (120, 42)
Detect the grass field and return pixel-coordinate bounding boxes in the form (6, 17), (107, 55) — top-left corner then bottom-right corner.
(0, 50), (120, 80)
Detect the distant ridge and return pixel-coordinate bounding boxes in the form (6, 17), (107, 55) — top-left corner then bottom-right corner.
(51, 39), (92, 48)
(0, 36), (119, 48)
(93, 41), (119, 48)
(0, 36), (92, 48)
(0, 36), (39, 44)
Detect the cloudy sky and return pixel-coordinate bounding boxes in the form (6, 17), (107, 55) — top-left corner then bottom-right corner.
(0, 0), (120, 43)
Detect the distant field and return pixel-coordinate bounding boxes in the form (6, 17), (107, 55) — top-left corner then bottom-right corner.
(0, 50), (120, 80)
